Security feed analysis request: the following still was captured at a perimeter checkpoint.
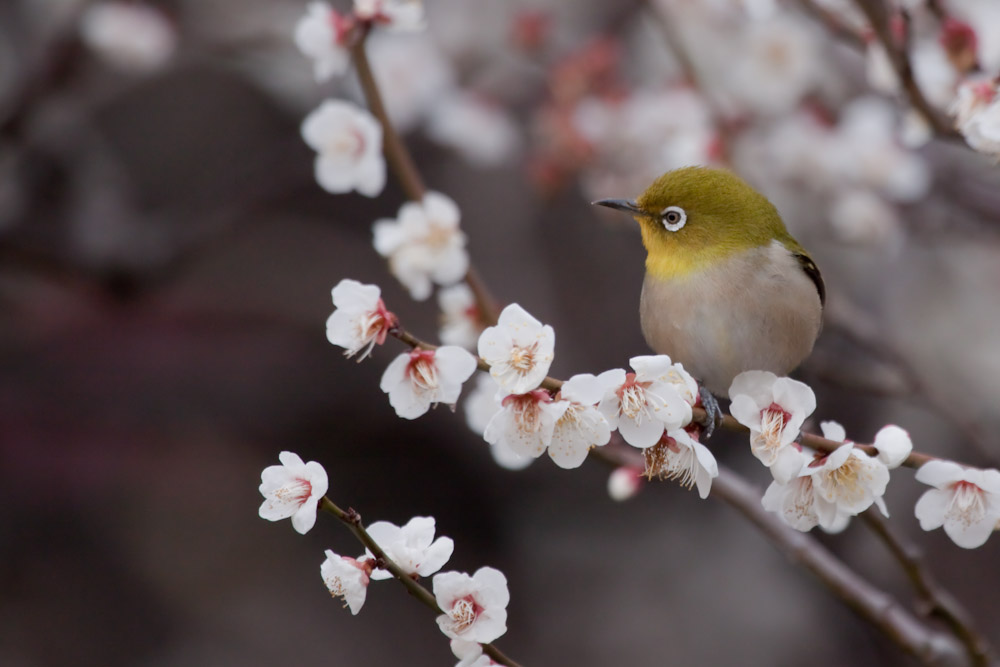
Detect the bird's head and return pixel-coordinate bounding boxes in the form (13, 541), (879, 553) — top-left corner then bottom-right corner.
(593, 166), (793, 279)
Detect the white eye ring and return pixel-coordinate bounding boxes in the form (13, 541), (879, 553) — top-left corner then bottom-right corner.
(660, 206), (687, 232)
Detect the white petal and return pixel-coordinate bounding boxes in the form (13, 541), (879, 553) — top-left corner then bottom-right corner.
(915, 460), (964, 489)
(618, 414), (665, 449)
(729, 394), (763, 430)
(914, 488), (949, 530)
(819, 420), (846, 442)
(560, 373), (606, 405)
(873, 425), (912, 469)
(727, 370), (778, 408)
(379, 352), (411, 393)
(770, 445), (807, 484)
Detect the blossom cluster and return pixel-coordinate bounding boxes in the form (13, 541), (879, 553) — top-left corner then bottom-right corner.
(258, 452), (511, 648)
(728, 371), (1000, 548)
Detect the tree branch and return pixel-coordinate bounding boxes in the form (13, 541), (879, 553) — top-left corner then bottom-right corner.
(860, 510), (997, 666)
(320, 497), (522, 667)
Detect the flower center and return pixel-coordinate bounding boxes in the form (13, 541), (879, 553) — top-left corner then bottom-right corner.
(617, 373), (652, 420)
(644, 436), (695, 488)
(329, 126), (365, 159)
(826, 455), (868, 505)
(275, 477), (312, 506)
(422, 223), (454, 251)
(406, 349), (439, 391)
(949, 481), (986, 525)
(449, 595), (482, 633)
(759, 402), (791, 451)
(503, 390), (551, 433)
(509, 343), (538, 373)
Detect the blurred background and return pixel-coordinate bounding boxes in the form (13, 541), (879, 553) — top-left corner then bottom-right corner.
(2, 0), (999, 665)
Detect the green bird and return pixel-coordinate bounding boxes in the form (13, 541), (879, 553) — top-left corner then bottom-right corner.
(594, 166), (824, 429)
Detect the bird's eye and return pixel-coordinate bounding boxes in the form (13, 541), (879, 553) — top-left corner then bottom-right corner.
(660, 206), (687, 232)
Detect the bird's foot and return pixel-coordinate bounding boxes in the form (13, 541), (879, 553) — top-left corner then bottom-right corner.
(697, 386), (724, 440)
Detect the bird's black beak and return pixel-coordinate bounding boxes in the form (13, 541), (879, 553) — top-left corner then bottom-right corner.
(592, 198), (642, 215)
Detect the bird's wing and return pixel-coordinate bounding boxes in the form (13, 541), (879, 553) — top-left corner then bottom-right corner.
(793, 253), (825, 307)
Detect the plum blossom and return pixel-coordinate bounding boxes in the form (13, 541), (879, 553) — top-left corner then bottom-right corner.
(353, 0), (425, 32)
(426, 93), (522, 167)
(951, 77), (1000, 157)
(258, 451), (328, 534)
(365, 516), (453, 579)
(325, 279), (397, 360)
(433, 567), (509, 643)
(607, 467), (643, 501)
(643, 428), (719, 499)
(373, 193), (469, 301)
(873, 425), (913, 469)
(806, 421), (890, 525)
(379, 346), (477, 419)
(301, 100), (385, 197)
(762, 451), (824, 532)
(438, 283), (482, 350)
(451, 639), (494, 667)
(729, 371), (815, 484)
(548, 373), (614, 469)
(598, 356), (695, 449)
(915, 461), (1000, 549)
(478, 304), (555, 395)
(363, 34), (454, 131)
(321, 551), (371, 614)
(79, 2), (176, 72)
(483, 390), (568, 459)
(463, 373), (531, 470)
(294, 2), (353, 81)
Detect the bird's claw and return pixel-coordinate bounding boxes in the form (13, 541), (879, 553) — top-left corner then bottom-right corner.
(697, 386), (723, 440)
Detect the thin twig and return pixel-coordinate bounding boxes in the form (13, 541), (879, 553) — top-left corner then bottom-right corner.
(349, 31), (501, 325)
(852, 0), (959, 139)
(860, 510), (997, 666)
(320, 497), (523, 667)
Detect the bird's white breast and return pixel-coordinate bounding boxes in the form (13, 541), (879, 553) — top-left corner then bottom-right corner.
(639, 240), (822, 396)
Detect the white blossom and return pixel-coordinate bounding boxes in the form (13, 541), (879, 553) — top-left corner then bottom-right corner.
(451, 639), (493, 667)
(438, 283), (482, 350)
(363, 34), (454, 131)
(325, 279), (397, 360)
(483, 390), (568, 459)
(464, 373), (532, 470)
(477, 304), (555, 395)
(807, 421), (890, 525)
(426, 93), (522, 167)
(79, 2), (176, 72)
(433, 567), (509, 643)
(353, 0), (425, 32)
(598, 356), (694, 449)
(607, 467), (643, 501)
(828, 188), (901, 249)
(373, 192), (469, 301)
(365, 516), (454, 579)
(379, 346), (477, 419)
(729, 371), (815, 484)
(873, 425), (913, 469)
(728, 15), (822, 115)
(548, 373), (614, 469)
(321, 551), (371, 614)
(762, 452), (823, 532)
(301, 100), (386, 197)
(915, 460), (1000, 549)
(294, 2), (352, 81)
(645, 428), (719, 499)
(951, 77), (1000, 157)
(258, 451), (328, 534)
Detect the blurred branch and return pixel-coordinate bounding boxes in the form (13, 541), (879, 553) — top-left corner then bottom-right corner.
(591, 443), (965, 665)
(797, 0), (865, 49)
(851, 0), (959, 139)
(860, 510), (997, 666)
(319, 497), (522, 667)
(349, 31), (500, 325)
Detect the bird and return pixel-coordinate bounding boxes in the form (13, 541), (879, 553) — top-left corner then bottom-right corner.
(593, 166), (824, 432)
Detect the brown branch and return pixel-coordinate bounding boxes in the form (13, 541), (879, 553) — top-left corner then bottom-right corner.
(860, 510), (997, 666)
(349, 31), (501, 325)
(852, 0), (959, 139)
(589, 444), (965, 664)
(319, 497), (522, 667)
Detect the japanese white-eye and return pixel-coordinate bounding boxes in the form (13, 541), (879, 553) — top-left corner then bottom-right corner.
(594, 166), (824, 399)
